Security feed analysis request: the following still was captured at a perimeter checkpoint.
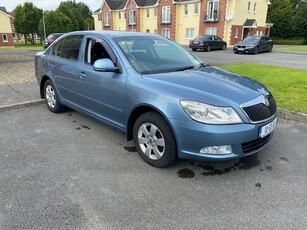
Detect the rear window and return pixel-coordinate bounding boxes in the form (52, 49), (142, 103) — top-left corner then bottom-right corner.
(52, 35), (83, 60)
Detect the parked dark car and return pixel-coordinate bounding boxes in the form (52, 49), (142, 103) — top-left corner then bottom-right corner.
(189, 35), (227, 52)
(233, 35), (273, 54)
(43, 33), (64, 49)
(35, 31), (277, 168)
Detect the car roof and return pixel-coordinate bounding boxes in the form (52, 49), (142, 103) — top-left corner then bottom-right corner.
(61, 30), (161, 39)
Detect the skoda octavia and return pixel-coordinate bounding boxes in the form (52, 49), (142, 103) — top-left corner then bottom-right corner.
(35, 31), (277, 168)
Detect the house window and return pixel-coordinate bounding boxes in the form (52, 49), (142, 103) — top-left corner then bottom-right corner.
(119, 12), (121, 20)
(235, 27), (239, 38)
(98, 14), (102, 22)
(2, 34), (8, 42)
(248, 1), (251, 12)
(207, 0), (219, 21)
(184, 5), (188, 15)
(11, 24), (15, 29)
(154, 7), (157, 17)
(194, 3), (199, 14)
(104, 13), (110, 26)
(254, 3), (257, 12)
(146, 9), (150, 18)
(186, 28), (194, 39)
(129, 10), (136, 25)
(162, 28), (170, 38)
(205, 27), (217, 35)
(13, 33), (17, 39)
(162, 6), (171, 23)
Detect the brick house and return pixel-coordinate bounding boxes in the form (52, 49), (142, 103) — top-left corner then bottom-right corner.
(0, 6), (15, 47)
(93, 0), (272, 46)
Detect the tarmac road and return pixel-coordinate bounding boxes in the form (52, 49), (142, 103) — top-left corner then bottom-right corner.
(0, 105), (306, 229)
(191, 47), (307, 70)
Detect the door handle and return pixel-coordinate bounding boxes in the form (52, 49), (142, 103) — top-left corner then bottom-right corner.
(80, 72), (86, 79)
(50, 63), (55, 69)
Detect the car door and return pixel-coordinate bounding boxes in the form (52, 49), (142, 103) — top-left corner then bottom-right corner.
(76, 35), (127, 129)
(48, 35), (83, 106)
(259, 36), (268, 52)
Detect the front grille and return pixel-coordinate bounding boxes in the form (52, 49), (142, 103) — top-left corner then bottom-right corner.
(242, 95), (276, 122)
(237, 45), (246, 48)
(242, 133), (272, 154)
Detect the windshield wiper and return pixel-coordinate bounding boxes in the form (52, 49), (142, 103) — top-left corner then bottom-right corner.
(199, 62), (210, 68)
(174, 66), (195, 72)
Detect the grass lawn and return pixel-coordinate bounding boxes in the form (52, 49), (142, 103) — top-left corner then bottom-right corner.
(221, 63), (307, 114)
(275, 45), (307, 52)
(0, 42), (43, 51)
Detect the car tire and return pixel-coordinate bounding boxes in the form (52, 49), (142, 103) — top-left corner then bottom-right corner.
(207, 45), (211, 52)
(192, 48), (197, 51)
(44, 80), (65, 113)
(222, 44), (226, 50)
(253, 47), (259, 55)
(133, 112), (177, 168)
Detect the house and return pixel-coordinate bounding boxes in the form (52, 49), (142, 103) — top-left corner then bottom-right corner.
(0, 6), (15, 47)
(93, 0), (272, 46)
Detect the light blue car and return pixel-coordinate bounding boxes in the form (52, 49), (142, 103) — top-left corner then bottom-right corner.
(35, 31), (277, 167)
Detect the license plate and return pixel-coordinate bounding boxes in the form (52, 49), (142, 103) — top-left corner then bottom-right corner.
(259, 118), (277, 138)
(193, 42), (198, 44)
(238, 48), (244, 51)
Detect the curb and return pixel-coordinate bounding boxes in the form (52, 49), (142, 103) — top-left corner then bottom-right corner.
(0, 99), (44, 113)
(278, 108), (307, 124)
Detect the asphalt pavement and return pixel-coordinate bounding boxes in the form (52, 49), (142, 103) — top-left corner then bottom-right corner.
(0, 49), (307, 229)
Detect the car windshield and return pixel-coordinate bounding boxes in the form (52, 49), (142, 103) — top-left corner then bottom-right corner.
(243, 36), (261, 42)
(114, 36), (203, 74)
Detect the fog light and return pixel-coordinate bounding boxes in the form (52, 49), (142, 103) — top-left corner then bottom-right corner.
(200, 145), (232, 155)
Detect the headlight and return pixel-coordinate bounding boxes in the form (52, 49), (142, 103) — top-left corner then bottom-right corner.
(180, 100), (242, 124)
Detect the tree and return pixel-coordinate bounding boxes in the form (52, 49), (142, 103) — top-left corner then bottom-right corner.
(293, 2), (307, 43)
(13, 2), (42, 44)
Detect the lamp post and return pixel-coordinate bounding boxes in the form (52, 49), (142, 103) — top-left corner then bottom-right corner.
(42, 11), (46, 40)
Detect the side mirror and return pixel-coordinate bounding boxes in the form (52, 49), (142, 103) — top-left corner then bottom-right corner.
(93, 58), (119, 73)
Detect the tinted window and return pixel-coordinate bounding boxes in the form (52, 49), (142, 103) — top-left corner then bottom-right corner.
(52, 35), (83, 60)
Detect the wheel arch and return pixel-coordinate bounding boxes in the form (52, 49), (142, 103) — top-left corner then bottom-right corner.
(39, 75), (51, 99)
(126, 105), (176, 144)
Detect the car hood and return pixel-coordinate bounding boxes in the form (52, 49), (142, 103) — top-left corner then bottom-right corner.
(142, 67), (269, 106)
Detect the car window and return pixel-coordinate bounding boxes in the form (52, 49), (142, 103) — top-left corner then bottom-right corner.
(51, 35), (83, 61)
(115, 36), (203, 74)
(85, 38), (111, 65)
(265, 37), (271, 42)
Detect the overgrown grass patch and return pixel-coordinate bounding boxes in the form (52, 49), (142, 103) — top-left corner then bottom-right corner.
(220, 63), (307, 114)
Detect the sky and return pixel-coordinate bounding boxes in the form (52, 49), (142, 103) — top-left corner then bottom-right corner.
(0, 0), (102, 12)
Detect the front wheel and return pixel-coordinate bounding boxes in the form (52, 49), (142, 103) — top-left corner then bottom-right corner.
(44, 80), (65, 113)
(206, 45), (211, 52)
(133, 112), (177, 168)
(253, 47), (259, 55)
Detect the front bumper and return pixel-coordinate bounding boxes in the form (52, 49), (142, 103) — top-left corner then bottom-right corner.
(170, 115), (277, 161)
(233, 47), (256, 54)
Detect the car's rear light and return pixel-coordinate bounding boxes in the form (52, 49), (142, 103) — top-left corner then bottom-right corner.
(50, 39), (55, 44)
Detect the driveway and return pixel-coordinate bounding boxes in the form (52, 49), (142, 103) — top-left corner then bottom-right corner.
(191, 48), (307, 70)
(0, 105), (306, 229)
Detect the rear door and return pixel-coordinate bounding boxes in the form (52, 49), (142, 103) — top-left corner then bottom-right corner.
(48, 35), (83, 106)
